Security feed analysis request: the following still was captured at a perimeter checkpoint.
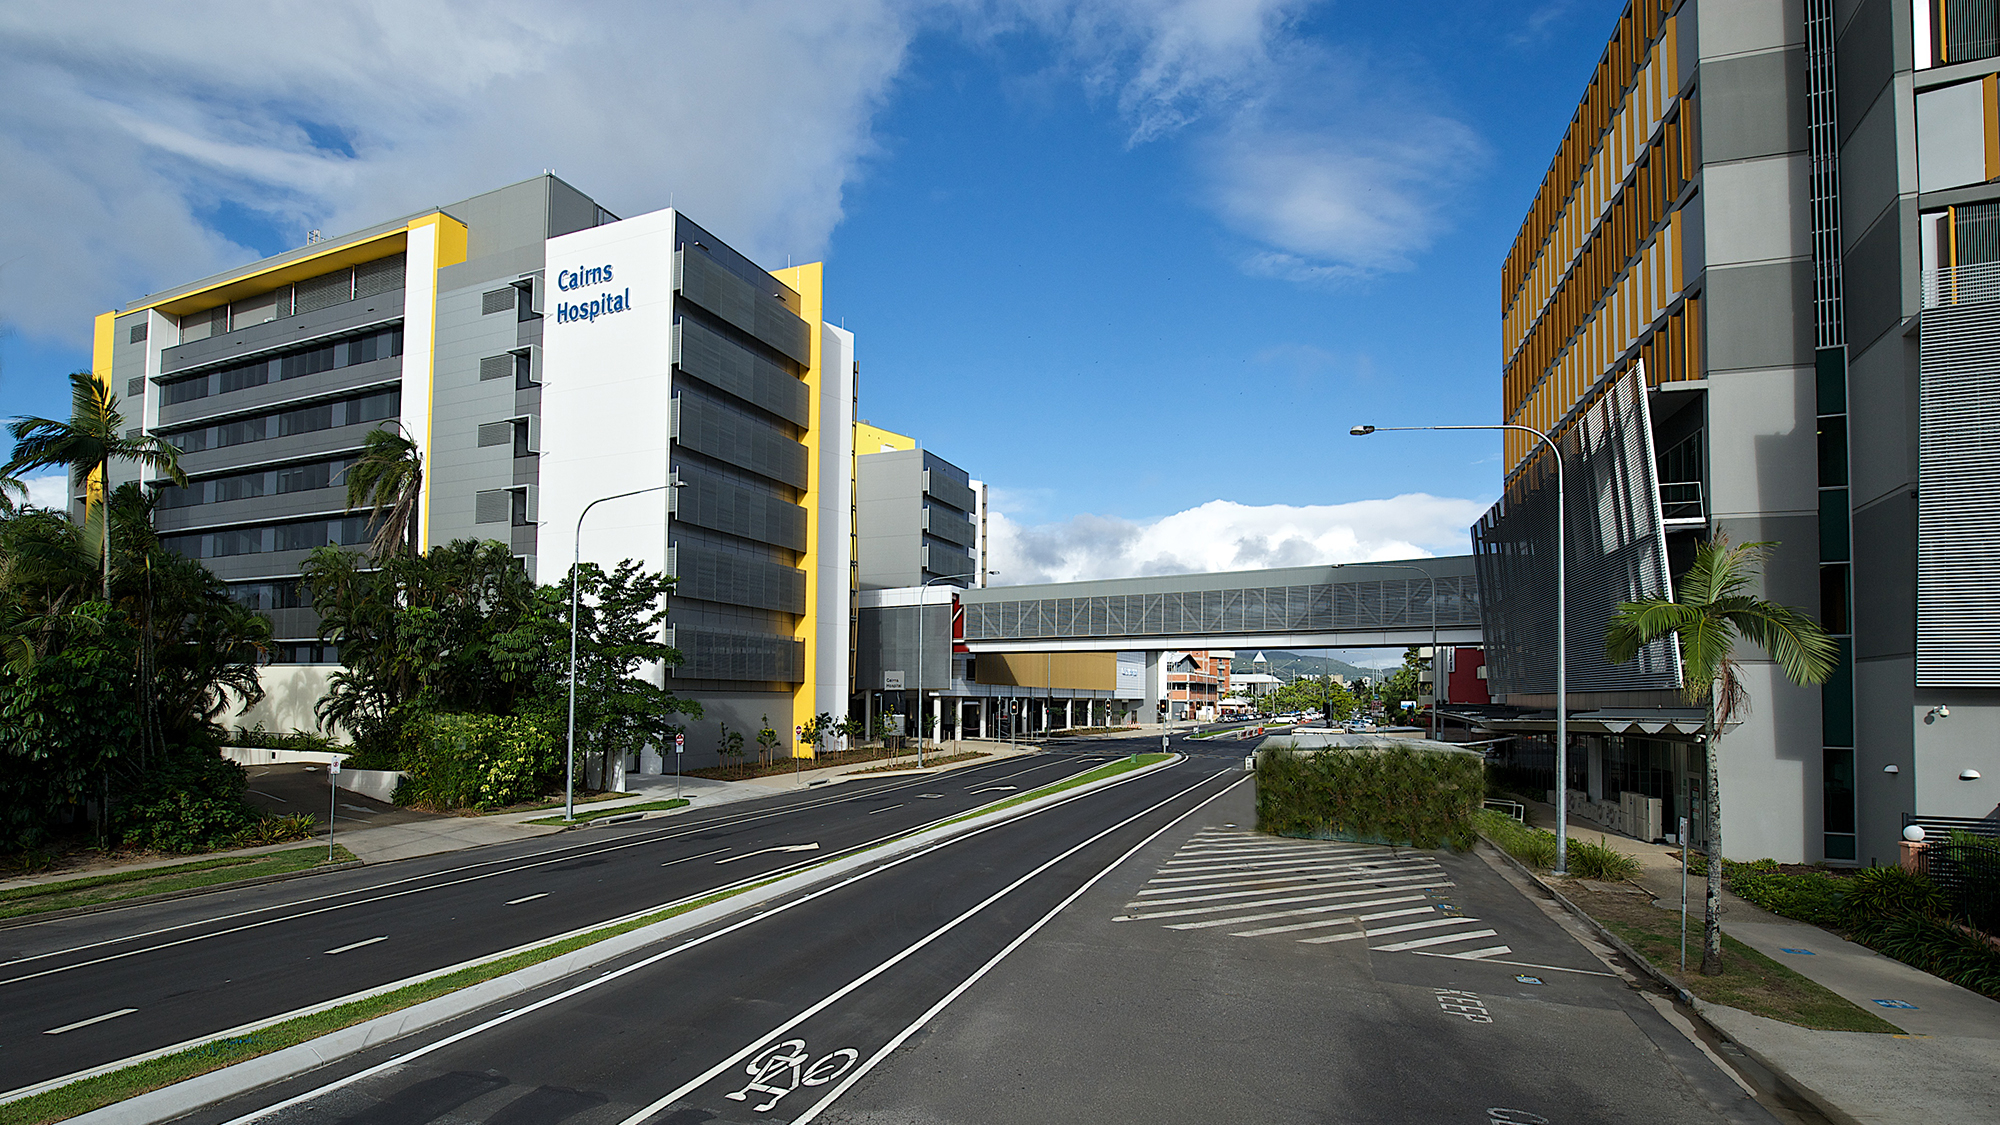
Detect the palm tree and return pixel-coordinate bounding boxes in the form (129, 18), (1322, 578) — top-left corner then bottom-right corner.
(1606, 538), (1836, 975)
(4, 371), (185, 600)
(345, 428), (423, 557)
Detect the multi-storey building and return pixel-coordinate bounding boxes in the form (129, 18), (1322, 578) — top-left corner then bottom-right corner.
(94, 175), (855, 769)
(1474, 0), (2000, 864)
(853, 422), (987, 591)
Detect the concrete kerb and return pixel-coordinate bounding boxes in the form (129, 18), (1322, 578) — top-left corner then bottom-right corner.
(57, 753), (1183, 1125)
(1475, 833), (1863, 1125)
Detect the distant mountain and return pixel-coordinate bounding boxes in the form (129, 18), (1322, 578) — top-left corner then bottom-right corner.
(1236, 650), (1391, 684)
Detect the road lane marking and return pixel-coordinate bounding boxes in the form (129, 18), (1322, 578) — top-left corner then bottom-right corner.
(661, 848), (730, 867)
(867, 805), (904, 815)
(209, 764), (1228, 1125)
(782, 773), (1250, 1125)
(1131, 871), (1447, 910)
(1371, 928), (1500, 952)
(44, 1009), (137, 1035)
(506, 894), (549, 905)
(323, 937), (387, 955)
(967, 786), (1017, 794)
(716, 844), (820, 864)
(1410, 951), (1614, 976)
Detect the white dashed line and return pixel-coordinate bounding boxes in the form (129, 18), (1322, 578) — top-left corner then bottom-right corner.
(323, 936), (387, 955)
(506, 894), (549, 905)
(44, 1009), (137, 1035)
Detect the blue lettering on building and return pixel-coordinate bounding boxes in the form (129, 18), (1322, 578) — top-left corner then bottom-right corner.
(555, 264), (615, 291)
(555, 288), (632, 325)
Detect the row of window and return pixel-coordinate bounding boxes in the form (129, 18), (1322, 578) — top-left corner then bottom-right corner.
(163, 327), (403, 406)
(270, 641), (339, 664)
(162, 515), (371, 560)
(165, 389), (400, 454)
(178, 254), (405, 344)
(156, 456), (356, 510)
(230, 578), (309, 610)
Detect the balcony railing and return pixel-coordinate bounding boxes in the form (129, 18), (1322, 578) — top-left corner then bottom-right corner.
(1923, 262), (2000, 310)
(1659, 481), (1705, 524)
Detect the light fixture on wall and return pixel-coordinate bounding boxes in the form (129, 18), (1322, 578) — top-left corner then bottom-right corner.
(1882, 763), (1900, 774)
(1961, 768), (1983, 781)
(1925, 705), (1950, 724)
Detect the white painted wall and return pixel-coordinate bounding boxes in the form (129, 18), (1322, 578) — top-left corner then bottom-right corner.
(817, 323), (857, 723)
(228, 664), (345, 742)
(402, 221), (443, 547)
(1917, 81), (1988, 194)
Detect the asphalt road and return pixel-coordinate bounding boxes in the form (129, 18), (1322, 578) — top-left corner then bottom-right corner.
(163, 734), (1794, 1125)
(0, 749), (1119, 1096)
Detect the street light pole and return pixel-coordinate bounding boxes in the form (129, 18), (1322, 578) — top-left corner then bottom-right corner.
(567, 480), (683, 823)
(914, 571), (977, 769)
(1369, 562), (1440, 740)
(1352, 422), (1570, 875)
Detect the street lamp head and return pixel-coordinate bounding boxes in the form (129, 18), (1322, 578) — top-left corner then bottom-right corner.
(1349, 425), (1376, 436)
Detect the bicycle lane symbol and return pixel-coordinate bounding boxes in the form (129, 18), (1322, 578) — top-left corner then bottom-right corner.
(724, 1038), (860, 1113)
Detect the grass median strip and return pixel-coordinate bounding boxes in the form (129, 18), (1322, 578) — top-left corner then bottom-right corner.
(935, 753), (1172, 830)
(0, 847), (357, 922)
(0, 884), (751, 1125)
(526, 799), (690, 826)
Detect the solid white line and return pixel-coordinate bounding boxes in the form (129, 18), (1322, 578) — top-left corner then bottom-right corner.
(1140, 860), (1436, 892)
(715, 844), (819, 864)
(1152, 854), (1415, 877)
(607, 772), (1252, 1125)
(782, 777), (1251, 1125)
(43, 1009), (137, 1035)
(967, 786), (1017, 794)
(1137, 870), (1429, 899)
(206, 758), (1205, 1125)
(1161, 842), (1377, 862)
(1303, 916), (1481, 944)
(505, 894), (548, 906)
(323, 937), (387, 955)
(1371, 928), (1500, 952)
(1407, 951), (1613, 976)
(1435, 946), (1514, 960)
(1133, 870), (1446, 908)
(867, 805), (904, 815)
(1116, 880), (1454, 923)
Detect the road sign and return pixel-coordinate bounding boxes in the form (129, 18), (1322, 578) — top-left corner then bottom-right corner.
(329, 760), (341, 776)
(884, 670), (905, 690)
(674, 734), (685, 754)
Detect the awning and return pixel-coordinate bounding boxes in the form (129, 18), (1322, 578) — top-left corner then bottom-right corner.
(1472, 708), (1726, 738)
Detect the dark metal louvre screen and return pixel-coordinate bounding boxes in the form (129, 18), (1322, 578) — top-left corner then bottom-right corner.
(673, 318), (811, 425)
(671, 394), (808, 488)
(924, 504), (978, 548)
(482, 288), (516, 315)
(296, 270), (355, 315)
(1472, 369), (1679, 695)
(673, 625), (804, 683)
(477, 421), (514, 448)
(1918, 299), (2000, 685)
(959, 577), (1476, 642)
(924, 469), (977, 514)
(675, 250), (812, 365)
(672, 472), (808, 551)
(474, 489), (511, 524)
(354, 254), (406, 300)
(479, 355), (514, 381)
(672, 544), (806, 614)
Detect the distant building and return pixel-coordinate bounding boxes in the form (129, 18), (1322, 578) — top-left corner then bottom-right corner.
(1163, 650), (1232, 721)
(853, 422), (987, 590)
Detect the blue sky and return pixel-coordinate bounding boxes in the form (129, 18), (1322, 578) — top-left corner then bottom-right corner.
(0, 0), (1620, 583)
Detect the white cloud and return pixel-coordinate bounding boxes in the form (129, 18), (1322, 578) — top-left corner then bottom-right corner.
(21, 473), (68, 510)
(989, 494), (1488, 585)
(0, 0), (913, 347)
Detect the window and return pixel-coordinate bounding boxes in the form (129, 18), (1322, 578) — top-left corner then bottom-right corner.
(162, 389), (400, 453)
(1935, 0), (2000, 65)
(159, 326), (402, 406)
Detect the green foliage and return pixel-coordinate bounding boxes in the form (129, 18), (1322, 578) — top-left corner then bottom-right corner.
(344, 428), (423, 558)
(755, 715), (784, 766)
(1473, 810), (1641, 880)
(1254, 676), (1358, 720)
(797, 712), (836, 755)
(1848, 912), (2000, 999)
(1727, 864), (1848, 929)
(232, 813), (320, 847)
(1256, 743), (1484, 850)
(1568, 838), (1644, 882)
(1841, 865), (1948, 926)
(223, 726), (340, 753)
(715, 722), (747, 775)
(1378, 647), (1427, 723)
(116, 751), (257, 853)
(0, 608), (139, 849)
(397, 710), (563, 811)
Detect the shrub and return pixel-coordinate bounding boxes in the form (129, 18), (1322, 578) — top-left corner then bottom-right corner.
(398, 711), (562, 811)
(1729, 866), (1848, 929)
(117, 752), (260, 853)
(231, 812), (320, 847)
(1842, 865), (1947, 926)
(224, 725), (339, 754)
(1850, 912), (2000, 999)
(1256, 743), (1484, 850)
(1568, 838), (1643, 882)
(1475, 810), (1640, 880)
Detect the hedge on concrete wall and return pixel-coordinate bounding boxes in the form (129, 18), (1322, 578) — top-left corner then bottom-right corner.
(1255, 741), (1484, 850)
(398, 711), (562, 811)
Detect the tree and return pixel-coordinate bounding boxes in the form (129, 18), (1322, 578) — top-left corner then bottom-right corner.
(4, 371), (186, 599)
(756, 715), (782, 768)
(1606, 538), (1835, 976)
(344, 428), (424, 557)
(798, 712), (835, 758)
(836, 714), (867, 756)
(717, 722), (746, 776)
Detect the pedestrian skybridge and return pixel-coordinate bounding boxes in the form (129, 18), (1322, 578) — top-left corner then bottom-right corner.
(956, 558), (1481, 652)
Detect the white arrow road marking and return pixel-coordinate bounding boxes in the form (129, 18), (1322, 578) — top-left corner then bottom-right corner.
(324, 936), (387, 955)
(45, 1009), (137, 1035)
(506, 894), (548, 905)
(918, 794), (943, 799)
(662, 848), (730, 867)
(867, 804), (904, 815)
(716, 844), (820, 864)
(968, 785), (1017, 794)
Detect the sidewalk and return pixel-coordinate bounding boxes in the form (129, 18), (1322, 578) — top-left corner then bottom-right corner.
(1523, 796), (2000, 1124)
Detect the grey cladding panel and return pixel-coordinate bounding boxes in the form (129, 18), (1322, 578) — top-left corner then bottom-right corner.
(674, 473), (808, 551)
(676, 250), (812, 365)
(1842, 207), (1911, 352)
(162, 291), (403, 374)
(673, 625), (804, 684)
(1706, 261), (1816, 371)
(673, 394), (808, 488)
(1701, 48), (1809, 163)
(1833, 0), (1895, 145)
(674, 544), (807, 614)
(674, 318), (810, 425)
(1917, 299), (2000, 685)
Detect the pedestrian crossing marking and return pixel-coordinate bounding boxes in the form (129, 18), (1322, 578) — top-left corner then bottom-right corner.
(1117, 828), (1513, 961)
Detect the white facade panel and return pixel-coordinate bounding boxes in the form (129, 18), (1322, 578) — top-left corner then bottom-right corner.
(403, 223), (442, 547)
(816, 323), (857, 721)
(538, 207), (681, 585)
(1916, 81), (1988, 194)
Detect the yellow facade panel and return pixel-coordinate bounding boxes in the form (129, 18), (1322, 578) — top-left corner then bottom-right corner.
(146, 228), (418, 318)
(976, 652), (1118, 692)
(855, 421), (916, 454)
(772, 262), (826, 748)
